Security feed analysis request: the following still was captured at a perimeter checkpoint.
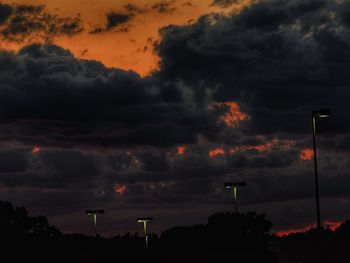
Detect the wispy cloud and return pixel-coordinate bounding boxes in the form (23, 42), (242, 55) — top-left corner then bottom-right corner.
(90, 11), (133, 34)
(0, 4), (83, 43)
(152, 0), (177, 14)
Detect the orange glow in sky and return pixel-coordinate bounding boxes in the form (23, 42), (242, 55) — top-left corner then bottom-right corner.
(276, 220), (343, 237)
(177, 146), (186, 155)
(0, 0), (254, 76)
(31, 146), (41, 154)
(209, 102), (250, 128)
(230, 144), (269, 154)
(210, 139), (295, 158)
(300, 149), (314, 161)
(114, 185), (126, 194)
(221, 102), (250, 127)
(324, 220), (343, 231)
(229, 139), (295, 154)
(209, 148), (225, 157)
(275, 224), (314, 237)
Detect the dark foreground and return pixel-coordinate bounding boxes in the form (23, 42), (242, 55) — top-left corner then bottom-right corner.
(1, 200), (350, 263)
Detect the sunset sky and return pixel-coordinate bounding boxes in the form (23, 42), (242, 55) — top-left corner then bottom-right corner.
(0, 0), (350, 236)
(0, 0), (253, 75)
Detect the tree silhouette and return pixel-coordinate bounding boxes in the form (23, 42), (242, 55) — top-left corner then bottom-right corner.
(0, 200), (61, 240)
(207, 212), (272, 250)
(159, 212), (276, 262)
(335, 219), (350, 238)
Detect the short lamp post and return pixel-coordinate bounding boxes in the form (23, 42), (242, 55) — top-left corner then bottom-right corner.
(86, 209), (105, 237)
(137, 217), (153, 248)
(224, 182), (247, 214)
(312, 108), (330, 230)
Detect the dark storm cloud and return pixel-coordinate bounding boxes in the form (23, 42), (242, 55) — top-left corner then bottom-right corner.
(0, 148), (102, 189)
(0, 3), (13, 24)
(90, 11), (133, 34)
(0, 172), (46, 187)
(40, 150), (99, 182)
(0, 44), (219, 149)
(15, 4), (45, 14)
(124, 4), (139, 13)
(211, 0), (240, 8)
(3, 1), (349, 149)
(155, 0), (350, 135)
(0, 4), (83, 42)
(123, 4), (149, 14)
(239, 169), (350, 206)
(103, 139), (303, 187)
(2, 0), (349, 184)
(0, 149), (28, 173)
(106, 12), (131, 30)
(90, 1), (181, 35)
(227, 150), (298, 169)
(152, 0), (177, 14)
(136, 150), (170, 172)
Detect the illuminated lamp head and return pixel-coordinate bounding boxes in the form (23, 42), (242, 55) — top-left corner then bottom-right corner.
(313, 109), (330, 118)
(137, 217), (153, 223)
(224, 182), (247, 189)
(86, 209), (105, 215)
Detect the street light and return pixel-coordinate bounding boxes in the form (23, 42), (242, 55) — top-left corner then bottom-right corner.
(86, 209), (105, 237)
(137, 217), (153, 248)
(312, 109), (330, 230)
(224, 182), (247, 213)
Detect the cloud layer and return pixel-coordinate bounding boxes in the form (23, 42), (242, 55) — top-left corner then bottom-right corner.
(1, 0), (350, 234)
(0, 3), (83, 42)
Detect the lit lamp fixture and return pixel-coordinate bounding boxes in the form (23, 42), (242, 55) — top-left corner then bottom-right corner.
(224, 182), (247, 214)
(86, 209), (105, 237)
(137, 217), (153, 248)
(312, 108), (330, 229)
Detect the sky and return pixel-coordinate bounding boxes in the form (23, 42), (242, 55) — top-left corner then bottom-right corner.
(0, 0), (252, 75)
(0, 0), (350, 236)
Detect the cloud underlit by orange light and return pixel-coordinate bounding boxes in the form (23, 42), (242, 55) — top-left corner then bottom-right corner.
(32, 146), (41, 154)
(114, 185), (126, 195)
(177, 146), (186, 155)
(230, 144), (268, 154)
(209, 148), (225, 157)
(300, 149), (314, 161)
(208, 138), (292, 157)
(229, 139), (295, 154)
(209, 102), (249, 128)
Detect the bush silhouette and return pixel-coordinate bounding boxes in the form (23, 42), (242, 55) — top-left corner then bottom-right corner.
(207, 212), (272, 250)
(159, 211), (274, 262)
(335, 219), (350, 238)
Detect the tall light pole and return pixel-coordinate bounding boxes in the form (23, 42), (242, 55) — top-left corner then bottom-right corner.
(312, 109), (330, 230)
(86, 209), (105, 237)
(224, 182), (247, 213)
(137, 217), (153, 248)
